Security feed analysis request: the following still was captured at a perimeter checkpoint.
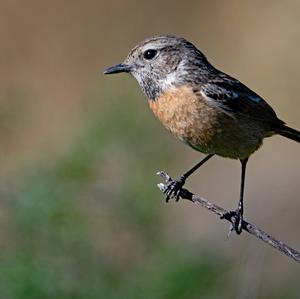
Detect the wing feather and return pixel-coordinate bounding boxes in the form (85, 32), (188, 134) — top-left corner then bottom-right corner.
(200, 76), (284, 126)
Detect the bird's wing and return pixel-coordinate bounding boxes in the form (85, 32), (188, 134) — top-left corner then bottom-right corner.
(200, 76), (284, 126)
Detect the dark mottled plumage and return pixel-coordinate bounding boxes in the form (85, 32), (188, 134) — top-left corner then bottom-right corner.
(104, 35), (300, 234)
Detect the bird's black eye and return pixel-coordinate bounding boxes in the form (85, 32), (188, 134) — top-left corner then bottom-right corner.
(143, 49), (157, 60)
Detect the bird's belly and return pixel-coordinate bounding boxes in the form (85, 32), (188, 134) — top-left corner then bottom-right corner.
(148, 86), (263, 159)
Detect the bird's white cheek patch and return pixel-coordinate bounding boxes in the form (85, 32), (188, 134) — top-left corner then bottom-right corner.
(160, 72), (177, 91)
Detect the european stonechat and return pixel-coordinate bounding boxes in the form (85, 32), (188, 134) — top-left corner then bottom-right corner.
(104, 36), (300, 234)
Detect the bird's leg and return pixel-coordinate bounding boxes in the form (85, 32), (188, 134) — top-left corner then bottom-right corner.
(222, 158), (248, 235)
(159, 154), (214, 202)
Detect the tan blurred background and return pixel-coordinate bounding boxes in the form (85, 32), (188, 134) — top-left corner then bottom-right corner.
(0, 1), (299, 298)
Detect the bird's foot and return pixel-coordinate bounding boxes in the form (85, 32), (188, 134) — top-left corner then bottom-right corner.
(156, 171), (186, 202)
(221, 209), (243, 235)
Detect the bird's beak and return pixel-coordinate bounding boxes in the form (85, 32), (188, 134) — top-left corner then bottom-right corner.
(103, 63), (132, 75)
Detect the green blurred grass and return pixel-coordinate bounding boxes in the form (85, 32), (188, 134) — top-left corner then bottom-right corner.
(0, 86), (298, 299)
(0, 90), (228, 299)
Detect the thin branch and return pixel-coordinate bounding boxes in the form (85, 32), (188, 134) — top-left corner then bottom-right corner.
(157, 171), (300, 264)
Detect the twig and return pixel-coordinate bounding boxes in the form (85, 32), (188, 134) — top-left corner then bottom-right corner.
(157, 171), (300, 264)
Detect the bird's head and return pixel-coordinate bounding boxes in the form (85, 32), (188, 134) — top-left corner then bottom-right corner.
(104, 35), (212, 100)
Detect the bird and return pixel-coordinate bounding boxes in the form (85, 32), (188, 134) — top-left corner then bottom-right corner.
(104, 35), (300, 234)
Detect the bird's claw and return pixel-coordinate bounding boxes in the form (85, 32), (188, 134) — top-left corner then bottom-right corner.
(164, 178), (185, 202)
(221, 209), (243, 235)
(157, 171), (186, 202)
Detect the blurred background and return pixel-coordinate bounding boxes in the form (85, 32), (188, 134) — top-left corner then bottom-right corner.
(0, 1), (299, 298)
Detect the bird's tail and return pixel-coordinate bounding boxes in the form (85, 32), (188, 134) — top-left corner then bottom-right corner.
(276, 125), (300, 143)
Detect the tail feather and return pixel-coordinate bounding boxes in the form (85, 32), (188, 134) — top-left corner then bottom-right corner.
(276, 125), (300, 143)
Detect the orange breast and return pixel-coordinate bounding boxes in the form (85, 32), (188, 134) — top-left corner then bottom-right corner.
(148, 85), (221, 151)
